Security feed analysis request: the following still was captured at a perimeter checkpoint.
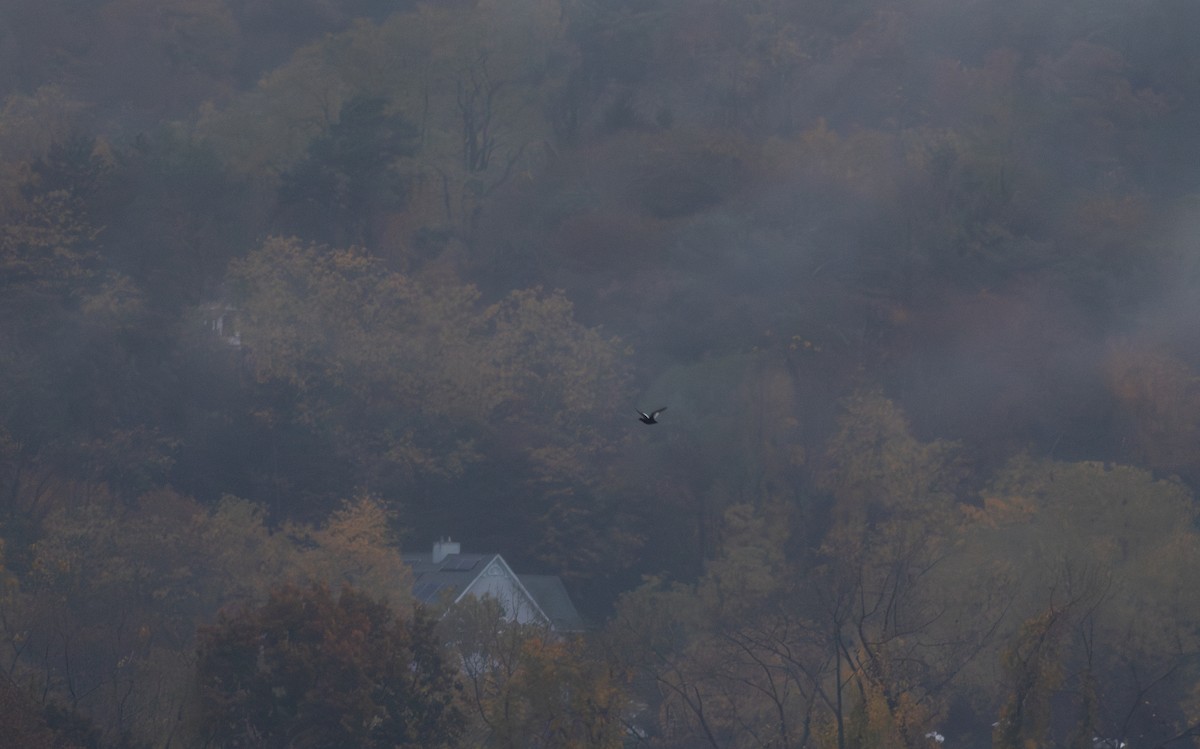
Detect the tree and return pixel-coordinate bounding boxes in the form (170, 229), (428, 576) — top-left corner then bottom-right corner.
(805, 393), (1009, 749)
(992, 604), (1074, 749)
(228, 237), (634, 574)
(99, 126), (257, 309)
(3, 489), (289, 746)
(0, 136), (105, 295)
(196, 1), (572, 248)
(955, 457), (1200, 747)
(608, 499), (832, 749)
(0, 483), (415, 747)
(227, 236), (495, 485)
(442, 596), (628, 749)
(365, 0), (572, 244)
(90, 0), (240, 118)
(609, 395), (1009, 749)
(195, 582), (463, 749)
(818, 389), (962, 526)
(1104, 339), (1200, 478)
(276, 95), (418, 247)
(287, 494), (414, 605)
(0, 675), (85, 749)
(0, 86), (87, 164)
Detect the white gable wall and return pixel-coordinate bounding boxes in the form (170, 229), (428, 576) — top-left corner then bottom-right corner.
(458, 558), (550, 626)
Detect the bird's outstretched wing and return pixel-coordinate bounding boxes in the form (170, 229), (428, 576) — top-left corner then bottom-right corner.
(637, 406), (668, 423)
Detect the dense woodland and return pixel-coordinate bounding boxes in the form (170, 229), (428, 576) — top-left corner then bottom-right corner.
(3, 0), (1200, 747)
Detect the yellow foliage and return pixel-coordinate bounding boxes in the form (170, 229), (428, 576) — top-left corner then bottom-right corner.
(0, 86), (87, 163)
(820, 390), (961, 527)
(699, 501), (791, 615)
(444, 597), (627, 749)
(289, 494), (413, 607)
(0, 186), (101, 290)
(960, 494), (1037, 528)
(1104, 339), (1200, 472)
(230, 237), (628, 478)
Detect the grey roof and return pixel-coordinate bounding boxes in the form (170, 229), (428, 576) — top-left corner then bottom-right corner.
(517, 574), (588, 632)
(402, 549), (586, 632)
(402, 552), (496, 605)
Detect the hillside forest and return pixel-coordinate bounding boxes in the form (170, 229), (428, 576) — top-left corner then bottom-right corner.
(4, 0), (1200, 747)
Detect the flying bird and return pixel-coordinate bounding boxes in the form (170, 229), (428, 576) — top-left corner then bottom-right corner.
(637, 407), (667, 424)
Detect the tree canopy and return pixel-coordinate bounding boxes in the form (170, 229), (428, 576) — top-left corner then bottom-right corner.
(4, 0), (1200, 746)
(195, 582), (462, 749)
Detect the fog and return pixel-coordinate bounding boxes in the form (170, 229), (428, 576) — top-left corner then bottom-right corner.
(2, 0), (1200, 747)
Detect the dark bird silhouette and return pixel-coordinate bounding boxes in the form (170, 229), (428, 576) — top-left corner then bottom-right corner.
(637, 407), (667, 424)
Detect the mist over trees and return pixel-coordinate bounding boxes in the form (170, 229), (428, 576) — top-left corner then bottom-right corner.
(3, 0), (1200, 746)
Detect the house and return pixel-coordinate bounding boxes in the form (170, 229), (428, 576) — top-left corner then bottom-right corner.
(403, 538), (587, 633)
(200, 302), (241, 347)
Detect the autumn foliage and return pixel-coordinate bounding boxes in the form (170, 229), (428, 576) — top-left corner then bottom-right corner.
(195, 583), (462, 749)
(3, 0), (1200, 746)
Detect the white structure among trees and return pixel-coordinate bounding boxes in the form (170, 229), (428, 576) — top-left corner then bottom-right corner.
(403, 538), (586, 632)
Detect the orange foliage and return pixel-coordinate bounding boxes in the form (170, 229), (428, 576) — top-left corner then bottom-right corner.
(1104, 339), (1200, 474)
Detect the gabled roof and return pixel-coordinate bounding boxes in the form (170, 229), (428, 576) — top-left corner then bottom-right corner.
(517, 574), (588, 632)
(402, 546), (586, 632)
(403, 552), (497, 605)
